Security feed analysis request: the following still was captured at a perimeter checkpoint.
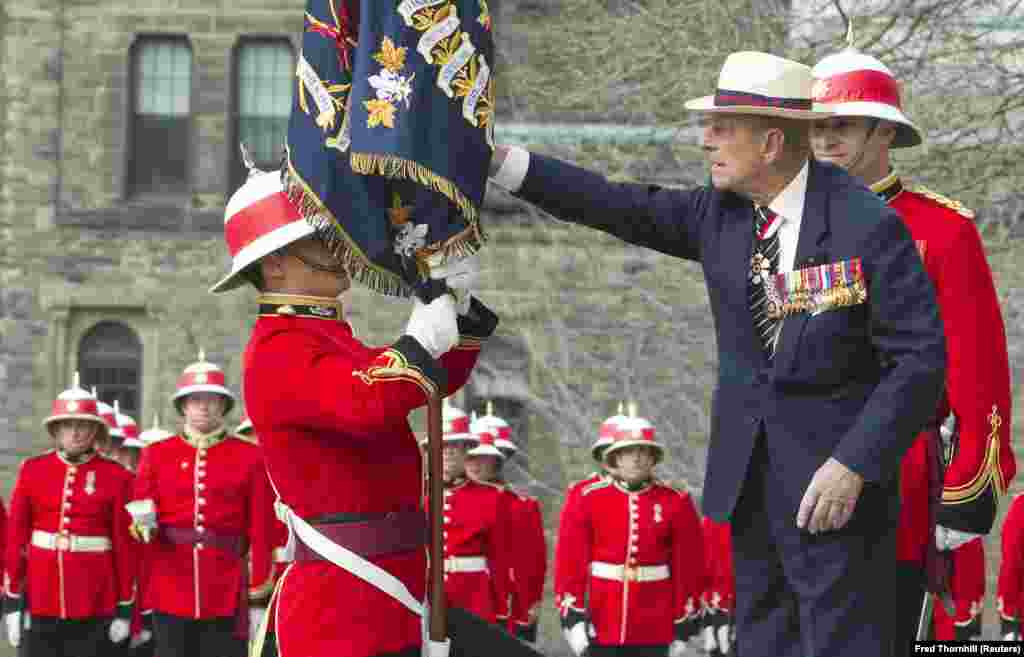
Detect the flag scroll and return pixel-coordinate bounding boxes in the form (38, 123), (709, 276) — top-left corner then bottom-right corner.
(285, 0), (495, 296)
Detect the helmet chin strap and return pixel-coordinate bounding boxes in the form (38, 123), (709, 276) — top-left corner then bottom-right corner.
(842, 118), (880, 178)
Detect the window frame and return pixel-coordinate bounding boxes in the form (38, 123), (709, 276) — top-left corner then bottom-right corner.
(227, 35), (296, 194)
(126, 34), (194, 199)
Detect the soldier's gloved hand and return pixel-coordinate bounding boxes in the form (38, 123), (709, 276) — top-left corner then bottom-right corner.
(717, 622), (733, 655)
(935, 525), (981, 552)
(4, 612), (20, 648)
(250, 606), (267, 636)
(428, 254), (481, 315)
(1001, 618), (1020, 641)
(668, 639), (688, 657)
(703, 623), (718, 653)
(108, 618), (131, 644)
(561, 609), (590, 657)
(405, 295), (458, 359)
(126, 499), (158, 543)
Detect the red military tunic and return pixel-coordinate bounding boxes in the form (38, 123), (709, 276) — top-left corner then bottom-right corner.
(436, 478), (511, 624)
(132, 430), (275, 619)
(504, 489), (546, 634)
(243, 294), (490, 657)
(700, 517), (734, 617)
(998, 494), (1024, 632)
(933, 537), (985, 640)
(5, 450), (135, 618)
(871, 174), (1015, 570)
(554, 471), (605, 617)
(555, 477), (704, 646)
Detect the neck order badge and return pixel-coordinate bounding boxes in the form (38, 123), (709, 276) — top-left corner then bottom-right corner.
(285, 0), (495, 296)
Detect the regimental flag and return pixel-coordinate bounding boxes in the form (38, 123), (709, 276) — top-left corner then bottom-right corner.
(285, 0), (495, 296)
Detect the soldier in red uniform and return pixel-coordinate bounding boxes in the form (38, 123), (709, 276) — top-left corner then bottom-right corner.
(998, 493), (1024, 640)
(112, 406), (143, 473)
(553, 405), (626, 646)
(210, 164), (493, 657)
(810, 45), (1014, 653)
(434, 401), (512, 626)
(555, 408), (704, 657)
(465, 410), (546, 642)
(700, 517), (735, 657)
(128, 417), (174, 657)
(3, 376), (135, 656)
(932, 537), (985, 640)
(128, 352), (275, 657)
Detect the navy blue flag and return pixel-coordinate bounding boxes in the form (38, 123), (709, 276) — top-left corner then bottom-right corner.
(285, 0), (494, 296)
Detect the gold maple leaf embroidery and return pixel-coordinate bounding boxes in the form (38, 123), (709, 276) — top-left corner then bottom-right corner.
(373, 37), (408, 74)
(364, 99), (397, 129)
(388, 192), (413, 226)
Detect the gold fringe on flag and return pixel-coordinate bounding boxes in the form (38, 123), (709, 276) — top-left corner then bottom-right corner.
(282, 158), (411, 298)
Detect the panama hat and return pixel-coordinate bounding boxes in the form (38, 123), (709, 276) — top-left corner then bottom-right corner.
(685, 51), (832, 120)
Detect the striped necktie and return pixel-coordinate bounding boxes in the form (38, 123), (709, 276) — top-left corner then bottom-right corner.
(748, 205), (781, 359)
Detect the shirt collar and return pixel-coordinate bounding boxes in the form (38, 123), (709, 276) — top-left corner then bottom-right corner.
(764, 159), (809, 234)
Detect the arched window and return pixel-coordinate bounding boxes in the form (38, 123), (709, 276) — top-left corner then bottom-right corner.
(78, 321), (143, 417)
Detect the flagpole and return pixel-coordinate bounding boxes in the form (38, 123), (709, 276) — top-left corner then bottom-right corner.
(427, 390), (447, 643)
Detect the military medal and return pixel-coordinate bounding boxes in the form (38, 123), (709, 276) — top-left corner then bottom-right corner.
(750, 252), (772, 285)
(85, 471), (96, 495)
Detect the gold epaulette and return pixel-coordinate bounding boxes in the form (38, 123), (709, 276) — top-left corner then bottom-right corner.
(582, 479), (611, 496)
(910, 185), (975, 219)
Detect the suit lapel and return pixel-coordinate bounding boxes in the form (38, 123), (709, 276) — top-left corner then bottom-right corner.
(773, 160), (831, 377)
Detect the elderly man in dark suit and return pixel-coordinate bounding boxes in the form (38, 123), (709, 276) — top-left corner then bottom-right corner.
(489, 51), (946, 657)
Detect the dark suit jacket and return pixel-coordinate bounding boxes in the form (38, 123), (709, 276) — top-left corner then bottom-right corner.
(516, 155), (947, 522)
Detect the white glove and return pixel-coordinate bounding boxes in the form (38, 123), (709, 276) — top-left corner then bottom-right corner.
(1004, 632), (1019, 641)
(565, 622), (589, 657)
(130, 629), (153, 649)
(423, 638), (451, 657)
(429, 255), (480, 315)
(935, 525), (982, 552)
(250, 606), (267, 637)
(5, 612), (20, 648)
(405, 295), (458, 359)
(429, 254), (481, 293)
(717, 624), (732, 654)
(703, 624), (718, 652)
(109, 618), (131, 644)
(668, 639), (689, 657)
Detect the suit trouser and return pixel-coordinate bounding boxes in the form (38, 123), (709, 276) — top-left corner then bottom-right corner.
(884, 563), (927, 656)
(732, 436), (898, 657)
(152, 612), (245, 657)
(23, 615), (110, 657)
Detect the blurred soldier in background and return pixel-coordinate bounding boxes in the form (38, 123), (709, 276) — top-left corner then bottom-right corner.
(555, 407), (704, 657)
(4, 376), (135, 657)
(466, 406), (547, 642)
(128, 353), (274, 657)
